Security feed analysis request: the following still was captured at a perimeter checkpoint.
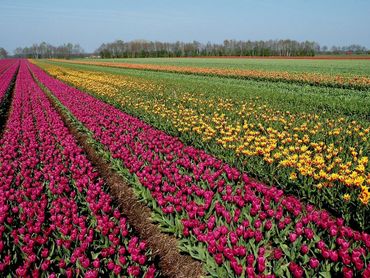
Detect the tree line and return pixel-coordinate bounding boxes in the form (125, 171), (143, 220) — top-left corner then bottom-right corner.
(11, 42), (85, 59)
(95, 40), (369, 58)
(96, 39), (320, 58)
(1, 40), (368, 59)
(326, 44), (368, 55)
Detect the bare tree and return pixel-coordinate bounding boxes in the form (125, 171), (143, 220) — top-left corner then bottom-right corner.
(13, 42), (85, 59)
(96, 39), (325, 58)
(0, 48), (8, 58)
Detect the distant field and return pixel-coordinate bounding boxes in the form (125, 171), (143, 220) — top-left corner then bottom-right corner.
(81, 57), (370, 76)
(43, 59), (370, 119)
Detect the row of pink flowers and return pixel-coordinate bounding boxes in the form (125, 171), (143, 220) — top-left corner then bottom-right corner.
(0, 60), (157, 277)
(0, 60), (19, 104)
(29, 61), (370, 276)
(0, 59), (17, 75)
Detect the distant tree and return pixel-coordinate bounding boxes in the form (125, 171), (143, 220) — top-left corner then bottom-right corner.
(13, 40), (367, 59)
(14, 47), (23, 57)
(13, 42), (85, 59)
(330, 46), (340, 55)
(0, 47), (8, 58)
(325, 44), (368, 55)
(95, 39), (322, 58)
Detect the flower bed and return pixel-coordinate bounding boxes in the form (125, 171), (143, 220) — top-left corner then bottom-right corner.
(30, 61), (370, 277)
(0, 61), (157, 277)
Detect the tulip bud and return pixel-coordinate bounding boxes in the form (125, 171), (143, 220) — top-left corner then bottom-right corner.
(309, 258), (319, 269)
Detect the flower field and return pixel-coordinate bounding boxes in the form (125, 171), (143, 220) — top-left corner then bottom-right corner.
(34, 60), (370, 231)
(0, 58), (370, 277)
(50, 58), (370, 90)
(0, 61), (157, 277)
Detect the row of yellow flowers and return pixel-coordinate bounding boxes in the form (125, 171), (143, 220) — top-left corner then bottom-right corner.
(49, 59), (370, 90)
(34, 61), (370, 208)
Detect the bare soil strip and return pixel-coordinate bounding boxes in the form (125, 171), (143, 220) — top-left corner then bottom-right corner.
(35, 74), (204, 278)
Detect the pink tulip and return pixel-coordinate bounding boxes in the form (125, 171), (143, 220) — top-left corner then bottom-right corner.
(309, 258), (319, 268)
(300, 244), (309, 255)
(258, 256), (265, 273)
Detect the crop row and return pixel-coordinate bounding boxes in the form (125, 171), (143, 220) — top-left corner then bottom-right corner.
(29, 61), (370, 277)
(0, 61), (157, 277)
(50, 58), (370, 90)
(0, 60), (19, 105)
(0, 59), (17, 76)
(35, 61), (370, 231)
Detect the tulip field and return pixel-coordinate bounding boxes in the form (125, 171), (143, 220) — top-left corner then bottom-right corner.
(50, 58), (370, 90)
(1, 58), (370, 277)
(0, 60), (158, 277)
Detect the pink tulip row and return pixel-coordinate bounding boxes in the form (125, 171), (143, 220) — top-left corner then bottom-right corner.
(29, 61), (370, 277)
(0, 60), (19, 104)
(0, 59), (17, 75)
(0, 60), (157, 277)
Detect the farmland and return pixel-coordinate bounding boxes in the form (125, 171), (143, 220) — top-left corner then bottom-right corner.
(35, 58), (370, 225)
(0, 60), (159, 277)
(79, 57), (370, 76)
(1, 57), (370, 277)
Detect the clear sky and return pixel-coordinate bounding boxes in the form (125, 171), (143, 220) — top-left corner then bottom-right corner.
(1, 0), (369, 53)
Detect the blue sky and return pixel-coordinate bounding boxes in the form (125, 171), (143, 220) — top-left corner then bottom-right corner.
(1, 0), (369, 53)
